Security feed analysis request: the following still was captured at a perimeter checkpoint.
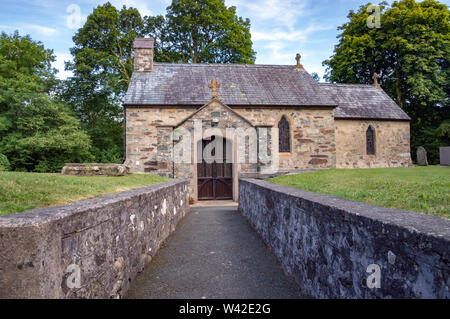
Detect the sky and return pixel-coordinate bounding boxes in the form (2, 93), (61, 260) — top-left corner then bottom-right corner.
(1, 0), (449, 81)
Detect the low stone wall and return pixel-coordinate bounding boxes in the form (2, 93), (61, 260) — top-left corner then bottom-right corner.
(0, 180), (189, 299)
(238, 178), (450, 299)
(62, 163), (128, 176)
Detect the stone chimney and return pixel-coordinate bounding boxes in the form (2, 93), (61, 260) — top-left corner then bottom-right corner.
(133, 38), (154, 73)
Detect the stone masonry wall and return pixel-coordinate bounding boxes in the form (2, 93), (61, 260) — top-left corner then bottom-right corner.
(238, 179), (449, 299)
(125, 107), (196, 174)
(175, 100), (256, 199)
(335, 119), (412, 168)
(234, 107), (336, 170)
(0, 180), (189, 299)
(125, 106), (337, 176)
(134, 48), (153, 73)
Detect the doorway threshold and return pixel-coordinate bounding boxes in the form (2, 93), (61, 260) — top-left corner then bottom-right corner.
(191, 200), (238, 208)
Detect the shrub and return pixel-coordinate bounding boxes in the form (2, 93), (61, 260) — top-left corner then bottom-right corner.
(0, 153), (10, 171)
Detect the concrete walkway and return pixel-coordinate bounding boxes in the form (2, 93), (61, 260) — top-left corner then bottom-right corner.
(127, 206), (301, 299)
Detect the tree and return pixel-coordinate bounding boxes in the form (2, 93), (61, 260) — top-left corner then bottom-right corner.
(68, 2), (145, 88)
(163, 0), (256, 63)
(64, 3), (143, 163)
(311, 72), (321, 82)
(323, 0), (449, 164)
(0, 32), (93, 172)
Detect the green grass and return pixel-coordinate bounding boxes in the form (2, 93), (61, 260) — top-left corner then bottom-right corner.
(266, 166), (450, 218)
(0, 172), (170, 216)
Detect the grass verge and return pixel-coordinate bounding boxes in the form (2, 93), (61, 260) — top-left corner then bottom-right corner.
(0, 172), (170, 216)
(266, 166), (449, 218)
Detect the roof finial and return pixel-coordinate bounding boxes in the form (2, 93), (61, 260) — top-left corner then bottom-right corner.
(296, 53), (305, 70)
(372, 72), (381, 89)
(208, 78), (221, 99)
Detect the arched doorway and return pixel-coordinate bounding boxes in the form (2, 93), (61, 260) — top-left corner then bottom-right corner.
(197, 136), (233, 200)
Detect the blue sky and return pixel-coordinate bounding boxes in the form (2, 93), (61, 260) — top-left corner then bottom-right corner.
(1, 0), (449, 80)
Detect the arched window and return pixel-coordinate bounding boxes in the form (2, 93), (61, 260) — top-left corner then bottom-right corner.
(278, 115), (291, 153)
(366, 126), (376, 155)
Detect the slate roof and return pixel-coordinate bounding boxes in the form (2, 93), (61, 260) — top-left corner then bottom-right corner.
(319, 83), (411, 121)
(124, 63), (336, 107)
(124, 62), (410, 121)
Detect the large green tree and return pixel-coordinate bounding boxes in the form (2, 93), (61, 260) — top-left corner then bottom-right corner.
(63, 3), (143, 163)
(323, 0), (449, 163)
(0, 32), (93, 172)
(162, 0), (256, 63)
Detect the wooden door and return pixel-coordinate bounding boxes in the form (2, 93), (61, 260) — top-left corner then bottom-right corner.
(197, 137), (233, 200)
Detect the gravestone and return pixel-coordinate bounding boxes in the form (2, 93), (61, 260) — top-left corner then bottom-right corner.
(416, 146), (428, 166)
(440, 147), (450, 166)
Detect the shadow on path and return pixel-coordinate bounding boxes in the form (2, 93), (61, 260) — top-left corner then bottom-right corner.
(127, 206), (302, 299)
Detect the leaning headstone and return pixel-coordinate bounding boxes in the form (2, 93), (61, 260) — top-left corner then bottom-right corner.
(440, 147), (450, 166)
(416, 146), (428, 166)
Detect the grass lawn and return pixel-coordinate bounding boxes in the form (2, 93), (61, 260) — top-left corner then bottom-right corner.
(0, 172), (170, 216)
(266, 166), (450, 218)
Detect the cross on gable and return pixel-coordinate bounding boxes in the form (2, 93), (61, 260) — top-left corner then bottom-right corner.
(295, 53), (305, 70)
(372, 73), (381, 89)
(208, 79), (221, 99)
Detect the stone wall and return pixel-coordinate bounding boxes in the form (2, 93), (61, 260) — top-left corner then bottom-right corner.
(0, 180), (189, 299)
(238, 178), (449, 299)
(175, 100), (256, 200)
(234, 107), (336, 170)
(125, 106), (336, 174)
(125, 107), (196, 174)
(335, 119), (412, 168)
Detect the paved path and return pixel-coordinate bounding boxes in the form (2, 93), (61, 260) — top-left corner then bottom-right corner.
(127, 206), (301, 299)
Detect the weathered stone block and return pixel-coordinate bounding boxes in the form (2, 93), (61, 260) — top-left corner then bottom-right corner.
(62, 164), (128, 176)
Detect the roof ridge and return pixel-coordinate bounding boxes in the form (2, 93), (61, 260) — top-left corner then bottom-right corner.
(153, 62), (301, 69)
(319, 83), (374, 88)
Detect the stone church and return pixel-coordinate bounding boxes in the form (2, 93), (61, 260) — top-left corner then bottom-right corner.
(123, 38), (412, 202)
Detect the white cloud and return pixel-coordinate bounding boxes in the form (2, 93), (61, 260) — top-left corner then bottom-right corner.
(27, 25), (59, 36)
(228, 0), (309, 31)
(253, 24), (333, 67)
(53, 53), (73, 80)
(99, 0), (154, 17)
(252, 24), (333, 42)
(0, 24), (59, 37)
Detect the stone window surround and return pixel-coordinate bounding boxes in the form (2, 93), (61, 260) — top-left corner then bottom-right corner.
(274, 113), (294, 158)
(366, 125), (376, 156)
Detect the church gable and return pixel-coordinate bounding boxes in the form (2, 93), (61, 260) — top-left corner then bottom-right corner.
(176, 98), (254, 130)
